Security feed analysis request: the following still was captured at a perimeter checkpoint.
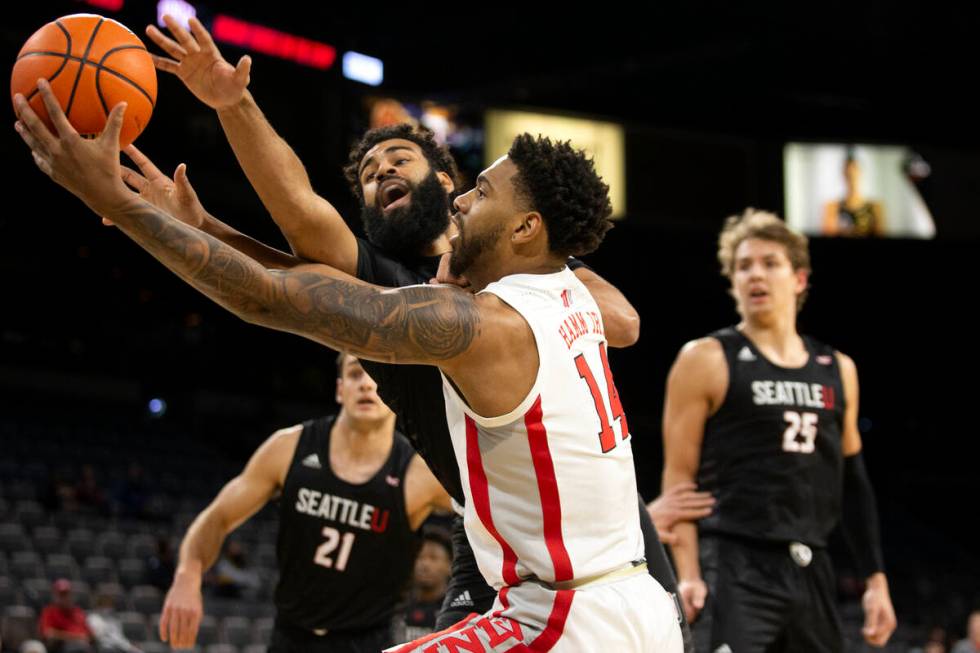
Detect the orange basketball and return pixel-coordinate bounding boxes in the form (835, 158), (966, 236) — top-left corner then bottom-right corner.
(11, 13), (156, 147)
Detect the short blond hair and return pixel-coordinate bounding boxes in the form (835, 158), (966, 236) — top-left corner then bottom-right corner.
(718, 208), (811, 310)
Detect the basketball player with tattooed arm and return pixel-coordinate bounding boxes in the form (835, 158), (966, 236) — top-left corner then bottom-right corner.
(14, 78), (683, 650)
(159, 353), (451, 652)
(661, 209), (897, 652)
(117, 13), (690, 646)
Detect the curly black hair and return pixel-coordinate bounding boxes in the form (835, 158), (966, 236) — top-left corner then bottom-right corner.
(343, 124), (461, 201)
(507, 134), (613, 258)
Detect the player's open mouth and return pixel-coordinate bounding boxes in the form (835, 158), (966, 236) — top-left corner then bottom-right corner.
(357, 398), (376, 406)
(380, 179), (411, 212)
(749, 289), (769, 301)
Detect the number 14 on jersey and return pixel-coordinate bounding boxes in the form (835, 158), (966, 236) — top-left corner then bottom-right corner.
(575, 342), (630, 453)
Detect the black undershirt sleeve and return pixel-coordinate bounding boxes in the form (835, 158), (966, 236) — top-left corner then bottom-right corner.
(841, 452), (886, 578)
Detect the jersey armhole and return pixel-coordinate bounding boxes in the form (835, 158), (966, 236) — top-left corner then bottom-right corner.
(440, 290), (543, 429)
(706, 336), (733, 419)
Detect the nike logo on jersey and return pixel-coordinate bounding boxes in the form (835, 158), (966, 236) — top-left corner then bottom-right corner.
(751, 380), (836, 410)
(294, 487), (390, 533)
(738, 346), (756, 361)
(385, 475), (400, 487)
(302, 453), (322, 469)
(816, 354), (833, 365)
(449, 590), (474, 608)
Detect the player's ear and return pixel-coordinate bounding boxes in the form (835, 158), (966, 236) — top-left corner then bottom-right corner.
(794, 268), (809, 295)
(512, 211), (544, 245)
(436, 171), (455, 195)
(335, 377), (343, 405)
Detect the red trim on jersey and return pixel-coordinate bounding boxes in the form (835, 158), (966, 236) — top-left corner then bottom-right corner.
(492, 586), (511, 618)
(505, 589), (576, 653)
(824, 385), (836, 410)
(529, 589), (575, 651)
(386, 612), (477, 653)
(525, 396), (574, 582)
(466, 415), (521, 585)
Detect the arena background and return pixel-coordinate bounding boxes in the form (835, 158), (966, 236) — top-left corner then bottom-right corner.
(2, 2), (978, 652)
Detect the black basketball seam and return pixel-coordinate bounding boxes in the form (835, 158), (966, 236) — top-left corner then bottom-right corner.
(16, 45), (147, 62)
(18, 51), (155, 110)
(65, 17), (105, 119)
(23, 21), (72, 103)
(97, 45), (156, 117)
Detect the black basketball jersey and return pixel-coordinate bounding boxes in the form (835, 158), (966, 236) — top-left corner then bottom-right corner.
(697, 327), (846, 547)
(274, 415), (420, 632)
(355, 238), (465, 504)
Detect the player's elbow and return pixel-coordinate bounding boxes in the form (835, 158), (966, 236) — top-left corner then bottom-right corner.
(606, 309), (641, 348)
(234, 300), (278, 329)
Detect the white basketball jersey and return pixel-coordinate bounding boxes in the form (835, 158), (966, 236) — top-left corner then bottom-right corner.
(441, 267), (644, 590)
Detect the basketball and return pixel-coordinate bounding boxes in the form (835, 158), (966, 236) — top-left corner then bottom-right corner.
(11, 13), (156, 147)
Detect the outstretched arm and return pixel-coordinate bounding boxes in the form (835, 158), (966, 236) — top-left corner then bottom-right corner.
(118, 144), (302, 270)
(14, 81), (479, 367)
(146, 15), (359, 273)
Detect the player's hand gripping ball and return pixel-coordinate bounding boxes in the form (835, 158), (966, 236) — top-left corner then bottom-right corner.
(11, 13), (156, 147)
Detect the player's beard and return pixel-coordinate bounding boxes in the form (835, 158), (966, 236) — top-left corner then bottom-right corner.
(449, 219), (505, 278)
(360, 170), (450, 258)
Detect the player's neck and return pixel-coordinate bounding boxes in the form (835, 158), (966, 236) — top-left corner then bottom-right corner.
(844, 187), (865, 207)
(415, 583), (447, 603)
(467, 254), (567, 292)
(331, 411), (396, 462)
(738, 314), (804, 363)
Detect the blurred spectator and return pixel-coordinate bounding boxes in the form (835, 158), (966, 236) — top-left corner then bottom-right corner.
(369, 98), (415, 129)
(113, 463), (148, 519)
(74, 465), (108, 516)
(37, 579), (93, 653)
(145, 535), (176, 592)
(211, 541), (261, 599)
(913, 626), (953, 653)
(952, 610), (980, 653)
(85, 593), (138, 653)
(401, 528), (452, 641)
(41, 469), (77, 513)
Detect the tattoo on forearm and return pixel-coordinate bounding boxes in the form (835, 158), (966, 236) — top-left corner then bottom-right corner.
(117, 200), (480, 363)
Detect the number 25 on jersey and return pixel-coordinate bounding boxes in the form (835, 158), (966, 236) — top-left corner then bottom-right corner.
(782, 410), (818, 454)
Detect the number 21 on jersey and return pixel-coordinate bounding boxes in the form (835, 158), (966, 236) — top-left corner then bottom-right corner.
(314, 526), (355, 571)
(575, 342), (629, 453)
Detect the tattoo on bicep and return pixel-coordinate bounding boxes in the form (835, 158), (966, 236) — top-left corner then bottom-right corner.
(276, 273), (480, 362)
(120, 201), (479, 363)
